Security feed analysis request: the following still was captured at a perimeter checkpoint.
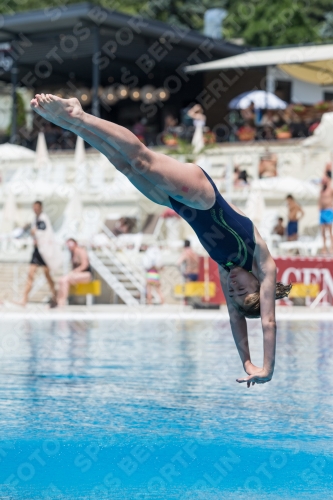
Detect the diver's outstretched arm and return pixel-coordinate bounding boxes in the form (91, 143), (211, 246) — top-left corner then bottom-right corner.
(220, 270), (261, 388)
(238, 247), (277, 386)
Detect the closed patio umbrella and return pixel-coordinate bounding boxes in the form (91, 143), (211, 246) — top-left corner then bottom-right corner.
(1, 191), (18, 233)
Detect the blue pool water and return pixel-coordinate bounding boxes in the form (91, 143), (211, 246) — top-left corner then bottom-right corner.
(0, 318), (332, 499)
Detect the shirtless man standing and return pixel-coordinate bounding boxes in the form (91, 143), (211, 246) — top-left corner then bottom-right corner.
(319, 164), (333, 254)
(286, 195), (304, 241)
(178, 240), (200, 282)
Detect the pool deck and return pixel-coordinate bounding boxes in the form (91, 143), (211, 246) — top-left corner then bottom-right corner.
(0, 303), (332, 321)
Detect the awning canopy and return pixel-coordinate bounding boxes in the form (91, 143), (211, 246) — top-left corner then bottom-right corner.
(185, 44), (333, 86)
(0, 2), (241, 87)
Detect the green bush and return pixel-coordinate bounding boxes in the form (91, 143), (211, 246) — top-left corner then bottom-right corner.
(6, 91), (27, 136)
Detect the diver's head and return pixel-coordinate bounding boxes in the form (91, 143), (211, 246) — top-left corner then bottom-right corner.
(227, 267), (260, 316)
(227, 266), (292, 318)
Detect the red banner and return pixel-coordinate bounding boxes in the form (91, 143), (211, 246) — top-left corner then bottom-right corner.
(275, 257), (333, 304)
(199, 256), (333, 305)
(198, 257), (225, 304)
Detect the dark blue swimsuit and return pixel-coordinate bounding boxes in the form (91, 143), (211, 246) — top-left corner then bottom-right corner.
(169, 169), (256, 272)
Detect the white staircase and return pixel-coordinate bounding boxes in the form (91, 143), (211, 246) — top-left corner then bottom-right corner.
(88, 246), (145, 306)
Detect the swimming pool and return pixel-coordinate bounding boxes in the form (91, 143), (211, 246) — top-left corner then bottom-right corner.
(0, 318), (331, 499)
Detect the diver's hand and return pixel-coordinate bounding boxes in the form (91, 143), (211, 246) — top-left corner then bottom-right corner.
(237, 367), (273, 388)
(243, 361), (261, 376)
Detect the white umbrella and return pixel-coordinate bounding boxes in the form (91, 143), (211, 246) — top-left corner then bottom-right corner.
(252, 176), (319, 198)
(58, 192), (84, 239)
(35, 132), (50, 169)
(229, 91), (287, 110)
(1, 191), (18, 233)
(74, 136), (86, 167)
(74, 136), (87, 189)
(244, 188), (266, 228)
(303, 112), (333, 150)
(5, 177), (74, 202)
(0, 143), (35, 161)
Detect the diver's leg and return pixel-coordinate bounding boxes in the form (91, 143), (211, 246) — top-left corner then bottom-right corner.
(33, 94), (215, 210)
(32, 98), (170, 206)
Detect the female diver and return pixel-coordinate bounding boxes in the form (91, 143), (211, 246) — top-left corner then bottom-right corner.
(30, 94), (291, 388)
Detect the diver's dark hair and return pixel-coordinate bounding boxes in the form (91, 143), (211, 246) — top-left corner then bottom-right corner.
(67, 238), (77, 245)
(34, 200), (42, 206)
(238, 282), (293, 319)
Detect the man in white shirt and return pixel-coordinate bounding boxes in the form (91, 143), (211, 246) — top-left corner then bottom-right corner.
(20, 201), (57, 306)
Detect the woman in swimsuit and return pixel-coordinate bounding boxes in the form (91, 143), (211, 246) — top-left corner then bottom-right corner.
(30, 94), (291, 387)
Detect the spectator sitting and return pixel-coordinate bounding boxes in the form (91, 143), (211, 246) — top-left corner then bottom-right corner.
(178, 240), (200, 282)
(259, 109), (281, 127)
(236, 121), (256, 141)
(241, 101), (255, 126)
(56, 238), (92, 307)
(289, 112), (309, 138)
(163, 114), (178, 133)
(259, 148), (278, 178)
(273, 217), (285, 237)
(259, 110), (283, 140)
(234, 166), (249, 187)
(114, 217), (135, 236)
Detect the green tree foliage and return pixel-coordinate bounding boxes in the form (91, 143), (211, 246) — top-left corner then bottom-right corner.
(321, 11), (333, 38)
(6, 92), (26, 136)
(0, 0), (222, 28)
(0, 0), (73, 14)
(225, 0), (333, 45)
(223, 0), (320, 46)
(0, 0), (332, 46)
(95, 0), (225, 31)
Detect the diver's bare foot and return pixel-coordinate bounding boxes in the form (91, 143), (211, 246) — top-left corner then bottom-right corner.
(37, 93), (83, 122)
(30, 97), (51, 120)
(31, 95), (63, 126)
(31, 96), (72, 131)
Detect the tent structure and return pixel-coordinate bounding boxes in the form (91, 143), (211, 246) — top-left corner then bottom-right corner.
(185, 44), (333, 86)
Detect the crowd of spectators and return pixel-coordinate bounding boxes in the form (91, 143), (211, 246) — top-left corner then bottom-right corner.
(8, 98), (332, 151)
(235, 101), (333, 142)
